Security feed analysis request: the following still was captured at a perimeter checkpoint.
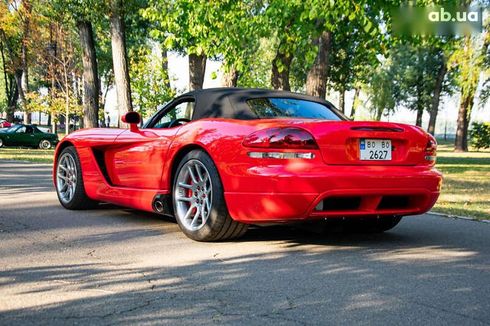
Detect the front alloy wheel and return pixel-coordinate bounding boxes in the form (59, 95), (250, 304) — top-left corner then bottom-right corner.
(56, 152), (78, 204)
(173, 150), (248, 241)
(55, 146), (97, 209)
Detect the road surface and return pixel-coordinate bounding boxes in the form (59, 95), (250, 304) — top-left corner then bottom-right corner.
(0, 160), (489, 325)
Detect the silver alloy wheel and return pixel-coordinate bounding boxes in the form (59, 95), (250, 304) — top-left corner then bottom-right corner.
(40, 140), (51, 149)
(56, 153), (78, 204)
(174, 159), (213, 231)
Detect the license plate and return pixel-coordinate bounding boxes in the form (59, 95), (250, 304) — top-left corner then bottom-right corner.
(360, 139), (392, 160)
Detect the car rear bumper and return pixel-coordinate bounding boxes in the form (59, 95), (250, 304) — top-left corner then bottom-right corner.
(223, 165), (442, 223)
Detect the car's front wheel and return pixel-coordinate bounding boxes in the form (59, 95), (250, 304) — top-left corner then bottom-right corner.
(173, 150), (248, 241)
(39, 139), (52, 149)
(55, 146), (97, 209)
(0, 138), (3, 148)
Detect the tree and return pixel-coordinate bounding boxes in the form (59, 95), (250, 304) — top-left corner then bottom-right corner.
(0, 0), (34, 123)
(78, 21), (99, 127)
(50, 0), (105, 129)
(451, 33), (488, 152)
(366, 63), (397, 121)
(305, 30), (330, 98)
(130, 45), (174, 118)
(110, 0), (133, 116)
(143, 0), (215, 91)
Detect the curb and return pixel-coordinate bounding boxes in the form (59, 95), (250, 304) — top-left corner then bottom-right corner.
(429, 211), (490, 224)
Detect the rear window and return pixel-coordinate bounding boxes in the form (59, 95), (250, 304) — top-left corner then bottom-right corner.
(247, 98), (341, 120)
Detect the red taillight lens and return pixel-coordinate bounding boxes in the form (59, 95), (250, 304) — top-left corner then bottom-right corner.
(426, 138), (437, 155)
(243, 127), (319, 149)
(425, 136), (437, 162)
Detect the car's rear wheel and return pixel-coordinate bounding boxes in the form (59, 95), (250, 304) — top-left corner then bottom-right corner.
(344, 215), (403, 233)
(39, 139), (52, 149)
(55, 146), (97, 209)
(173, 150), (248, 241)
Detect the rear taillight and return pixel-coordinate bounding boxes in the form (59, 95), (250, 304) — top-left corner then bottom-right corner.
(425, 136), (437, 162)
(242, 127), (319, 149)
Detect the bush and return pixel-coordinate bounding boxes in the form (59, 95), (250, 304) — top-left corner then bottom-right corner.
(470, 122), (490, 150)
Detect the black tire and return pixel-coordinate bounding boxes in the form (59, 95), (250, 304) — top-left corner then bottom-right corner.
(39, 139), (52, 149)
(0, 138), (3, 148)
(343, 216), (403, 233)
(55, 146), (98, 210)
(172, 149), (248, 241)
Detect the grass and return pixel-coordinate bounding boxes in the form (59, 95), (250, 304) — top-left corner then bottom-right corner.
(1, 139), (489, 220)
(433, 140), (490, 220)
(0, 147), (55, 163)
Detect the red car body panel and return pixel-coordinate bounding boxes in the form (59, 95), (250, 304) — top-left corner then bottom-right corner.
(53, 117), (442, 224)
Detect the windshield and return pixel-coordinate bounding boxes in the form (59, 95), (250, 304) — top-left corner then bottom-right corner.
(247, 98), (343, 120)
(5, 125), (21, 133)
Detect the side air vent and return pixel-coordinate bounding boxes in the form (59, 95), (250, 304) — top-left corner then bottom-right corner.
(92, 149), (113, 185)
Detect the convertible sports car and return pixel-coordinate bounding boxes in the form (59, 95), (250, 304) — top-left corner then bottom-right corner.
(0, 124), (59, 149)
(53, 88), (442, 241)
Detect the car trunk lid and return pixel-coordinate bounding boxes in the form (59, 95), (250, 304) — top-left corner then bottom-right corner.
(292, 120), (430, 166)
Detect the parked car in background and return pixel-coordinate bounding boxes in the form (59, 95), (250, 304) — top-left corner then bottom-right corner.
(0, 124), (59, 149)
(0, 119), (12, 128)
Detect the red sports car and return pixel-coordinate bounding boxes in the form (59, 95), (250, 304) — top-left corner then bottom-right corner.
(53, 88), (442, 241)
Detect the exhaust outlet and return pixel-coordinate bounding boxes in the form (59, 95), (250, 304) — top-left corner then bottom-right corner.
(154, 200), (164, 213)
(152, 194), (171, 215)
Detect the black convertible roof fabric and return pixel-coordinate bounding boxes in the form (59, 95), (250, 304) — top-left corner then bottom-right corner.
(180, 88), (342, 120)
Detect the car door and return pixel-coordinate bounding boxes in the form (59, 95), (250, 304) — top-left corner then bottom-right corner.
(13, 126), (32, 146)
(25, 126), (42, 147)
(106, 98), (196, 190)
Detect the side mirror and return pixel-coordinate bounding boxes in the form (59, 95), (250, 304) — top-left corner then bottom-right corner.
(121, 112), (141, 132)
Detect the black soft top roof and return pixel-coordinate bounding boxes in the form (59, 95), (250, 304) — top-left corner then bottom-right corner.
(178, 88), (344, 120)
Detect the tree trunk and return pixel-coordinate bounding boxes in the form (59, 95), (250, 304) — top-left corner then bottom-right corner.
(415, 107), (423, 127)
(21, 0), (31, 124)
(1, 42), (16, 122)
(161, 46), (171, 89)
(14, 69), (28, 122)
(338, 88), (346, 114)
(189, 53), (206, 90)
(271, 45), (292, 91)
(78, 21), (100, 128)
(110, 0), (133, 120)
(455, 90), (475, 152)
(306, 31), (331, 98)
(350, 87), (360, 119)
(222, 65), (238, 87)
(21, 47), (30, 124)
(428, 59), (447, 135)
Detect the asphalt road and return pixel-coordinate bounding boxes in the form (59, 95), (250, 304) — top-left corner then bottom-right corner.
(0, 160), (489, 326)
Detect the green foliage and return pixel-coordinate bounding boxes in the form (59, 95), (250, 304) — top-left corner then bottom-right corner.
(366, 63), (397, 121)
(470, 122), (490, 150)
(366, 38), (457, 120)
(129, 45), (175, 118)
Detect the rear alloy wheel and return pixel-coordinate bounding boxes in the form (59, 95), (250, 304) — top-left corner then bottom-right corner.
(55, 146), (97, 209)
(173, 150), (247, 241)
(39, 139), (52, 149)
